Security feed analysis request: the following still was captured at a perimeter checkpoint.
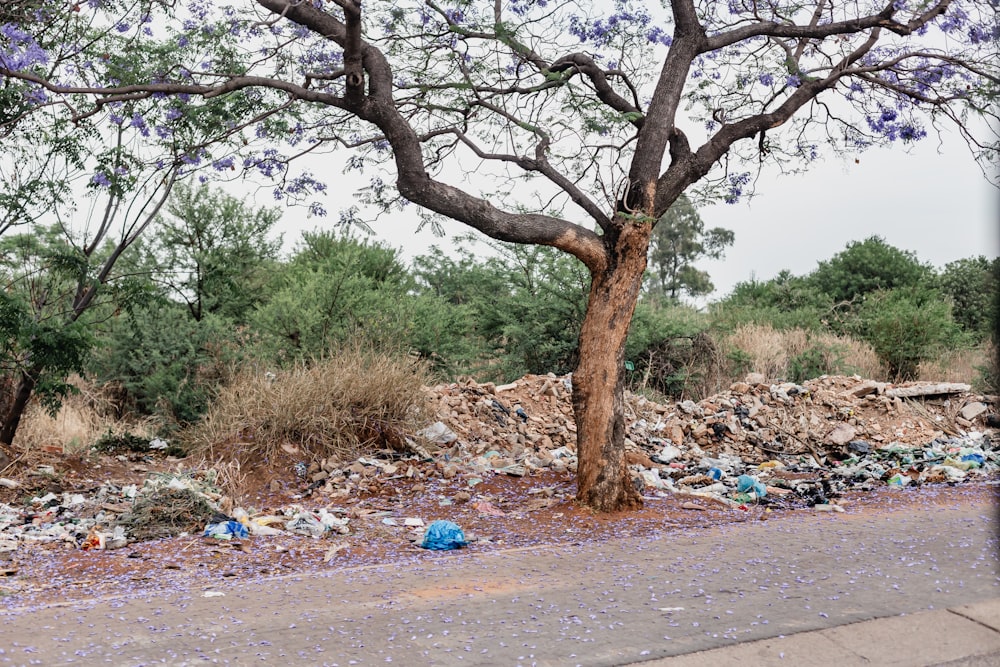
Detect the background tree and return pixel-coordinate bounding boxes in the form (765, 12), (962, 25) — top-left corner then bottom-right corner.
(807, 236), (935, 306)
(147, 184), (282, 324)
(646, 194), (734, 302)
(936, 256), (999, 339)
(3, 1), (997, 510)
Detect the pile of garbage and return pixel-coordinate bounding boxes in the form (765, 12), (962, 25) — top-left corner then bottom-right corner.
(0, 374), (996, 554)
(413, 372), (997, 511)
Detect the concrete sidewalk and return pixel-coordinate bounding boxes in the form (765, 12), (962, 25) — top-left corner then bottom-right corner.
(648, 598), (1000, 666)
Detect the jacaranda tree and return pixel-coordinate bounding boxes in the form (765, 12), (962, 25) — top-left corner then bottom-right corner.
(2, 0), (997, 509)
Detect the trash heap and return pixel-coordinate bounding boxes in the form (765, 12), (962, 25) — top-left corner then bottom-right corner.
(0, 373), (995, 555)
(415, 372), (998, 510)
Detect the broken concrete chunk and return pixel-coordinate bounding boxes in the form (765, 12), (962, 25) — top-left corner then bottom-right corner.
(885, 382), (971, 398)
(827, 423), (857, 446)
(959, 402), (988, 421)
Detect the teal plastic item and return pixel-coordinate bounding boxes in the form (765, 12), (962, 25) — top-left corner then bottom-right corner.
(420, 520), (468, 550)
(736, 474), (767, 498)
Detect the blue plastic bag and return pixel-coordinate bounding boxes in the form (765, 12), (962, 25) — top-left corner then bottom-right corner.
(204, 520), (249, 540)
(736, 474), (767, 498)
(420, 520), (468, 550)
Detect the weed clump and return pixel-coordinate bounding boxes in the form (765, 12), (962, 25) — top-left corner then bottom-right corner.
(185, 345), (431, 466)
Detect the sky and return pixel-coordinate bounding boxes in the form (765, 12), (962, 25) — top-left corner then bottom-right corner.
(273, 125), (998, 303)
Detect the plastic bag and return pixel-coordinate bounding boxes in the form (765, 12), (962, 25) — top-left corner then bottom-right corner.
(736, 474), (767, 498)
(204, 520), (249, 540)
(420, 520), (468, 550)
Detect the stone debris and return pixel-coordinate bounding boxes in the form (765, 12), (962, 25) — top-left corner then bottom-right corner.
(0, 374), (996, 554)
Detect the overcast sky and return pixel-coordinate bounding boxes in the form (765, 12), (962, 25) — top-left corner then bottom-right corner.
(271, 123), (997, 304)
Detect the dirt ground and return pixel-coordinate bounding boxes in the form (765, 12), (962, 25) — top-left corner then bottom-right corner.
(1, 373), (996, 611)
(0, 444), (996, 613)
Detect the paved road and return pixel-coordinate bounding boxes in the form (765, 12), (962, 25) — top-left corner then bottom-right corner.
(1, 485), (997, 666)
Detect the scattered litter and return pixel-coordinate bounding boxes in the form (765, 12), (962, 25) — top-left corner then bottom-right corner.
(420, 520), (468, 550)
(204, 521), (249, 540)
(202, 591), (225, 598)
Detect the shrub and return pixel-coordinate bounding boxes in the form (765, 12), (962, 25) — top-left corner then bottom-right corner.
(184, 344), (432, 465)
(852, 287), (963, 381)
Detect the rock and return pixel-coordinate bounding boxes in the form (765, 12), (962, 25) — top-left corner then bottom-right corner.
(885, 382), (971, 398)
(845, 380), (884, 398)
(745, 372), (767, 385)
(827, 423), (857, 446)
(959, 402), (988, 421)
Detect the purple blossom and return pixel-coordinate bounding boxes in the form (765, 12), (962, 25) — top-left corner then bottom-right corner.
(90, 172), (112, 188)
(725, 172), (750, 204)
(115, 22), (130, 33)
(0, 22), (50, 70)
(758, 73), (774, 86)
(647, 26), (672, 47)
(212, 156), (236, 171)
(165, 107), (183, 121)
(785, 74), (801, 88)
(130, 112), (150, 137)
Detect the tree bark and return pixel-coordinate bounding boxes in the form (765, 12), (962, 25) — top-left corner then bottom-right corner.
(572, 220), (650, 512)
(0, 370), (35, 452)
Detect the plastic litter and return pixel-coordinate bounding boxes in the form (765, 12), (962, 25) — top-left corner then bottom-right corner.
(419, 421), (459, 445)
(204, 520), (249, 540)
(420, 520), (468, 550)
(736, 474), (767, 498)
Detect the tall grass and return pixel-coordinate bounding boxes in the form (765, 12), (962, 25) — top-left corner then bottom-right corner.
(721, 323), (885, 383)
(917, 339), (993, 389)
(184, 344), (432, 465)
(14, 376), (161, 455)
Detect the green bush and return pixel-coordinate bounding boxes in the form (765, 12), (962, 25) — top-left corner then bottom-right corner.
(852, 287), (963, 381)
(807, 236), (933, 305)
(88, 304), (243, 426)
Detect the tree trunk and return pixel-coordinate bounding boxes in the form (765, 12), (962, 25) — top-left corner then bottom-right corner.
(572, 221), (650, 512)
(0, 371), (35, 452)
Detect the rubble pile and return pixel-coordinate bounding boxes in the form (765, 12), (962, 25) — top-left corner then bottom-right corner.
(415, 373), (998, 508)
(0, 374), (996, 555)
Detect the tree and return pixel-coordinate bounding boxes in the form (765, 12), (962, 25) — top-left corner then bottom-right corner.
(646, 194), (734, 302)
(147, 183), (282, 324)
(853, 286), (962, 380)
(3, 1), (997, 510)
(808, 236), (934, 305)
(0, 11), (274, 457)
(936, 255), (999, 339)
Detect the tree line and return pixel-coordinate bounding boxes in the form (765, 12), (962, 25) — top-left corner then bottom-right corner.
(2, 184), (995, 468)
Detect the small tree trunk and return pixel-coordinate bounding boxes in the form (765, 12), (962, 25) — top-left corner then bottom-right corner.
(573, 222), (649, 512)
(0, 371), (35, 451)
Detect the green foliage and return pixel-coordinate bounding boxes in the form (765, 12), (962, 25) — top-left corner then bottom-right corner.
(147, 184), (282, 323)
(88, 303), (243, 426)
(0, 232), (95, 414)
(251, 230), (421, 361)
(713, 270), (834, 331)
(787, 341), (856, 383)
(646, 195), (734, 302)
(807, 236), (933, 305)
(936, 256), (999, 339)
(851, 287), (963, 381)
(412, 239), (589, 381)
(624, 302), (715, 398)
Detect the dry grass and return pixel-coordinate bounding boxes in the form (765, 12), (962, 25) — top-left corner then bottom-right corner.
(722, 323), (885, 383)
(184, 345), (432, 467)
(13, 376), (161, 455)
(917, 339), (992, 387)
